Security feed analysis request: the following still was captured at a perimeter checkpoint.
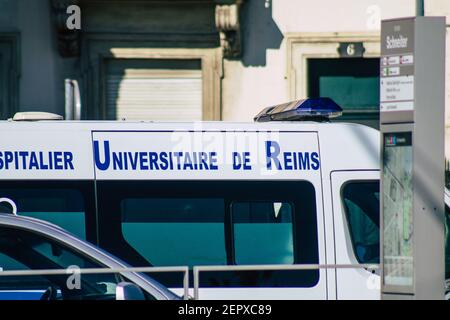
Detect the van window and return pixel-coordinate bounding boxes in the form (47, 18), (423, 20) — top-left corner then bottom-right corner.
(342, 181), (380, 264)
(231, 202), (294, 265)
(0, 181), (96, 241)
(98, 180), (319, 288)
(121, 198), (226, 267)
(0, 189), (85, 239)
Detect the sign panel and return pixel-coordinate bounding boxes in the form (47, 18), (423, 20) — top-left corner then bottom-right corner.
(380, 19), (415, 121)
(380, 76), (414, 111)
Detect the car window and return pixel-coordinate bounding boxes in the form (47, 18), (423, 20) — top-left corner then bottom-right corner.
(0, 251), (55, 300)
(0, 226), (118, 300)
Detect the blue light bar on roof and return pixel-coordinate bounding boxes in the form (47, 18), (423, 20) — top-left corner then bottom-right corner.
(253, 98), (343, 122)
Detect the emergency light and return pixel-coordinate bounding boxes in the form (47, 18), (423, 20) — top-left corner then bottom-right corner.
(253, 98), (343, 122)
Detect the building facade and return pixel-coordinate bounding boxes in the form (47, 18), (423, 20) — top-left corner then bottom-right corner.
(0, 0), (449, 157)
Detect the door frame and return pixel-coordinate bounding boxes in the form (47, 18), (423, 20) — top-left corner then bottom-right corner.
(81, 40), (223, 120)
(286, 32), (380, 101)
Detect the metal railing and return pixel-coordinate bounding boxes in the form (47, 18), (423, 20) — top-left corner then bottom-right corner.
(193, 263), (379, 300)
(0, 266), (190, 300)
(0, 263), (380, 300)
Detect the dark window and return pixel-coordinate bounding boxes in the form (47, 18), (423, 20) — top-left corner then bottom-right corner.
(0, 251), (54, 300)
(97, 180), (319, 288)
(0, 227), (118, 300)
(0, 181), (96, 242)
(121, 198), (226, 267)
(342, 181), (380, 264)
(308, 58), (380, 129)
(231, 202), (294, 265)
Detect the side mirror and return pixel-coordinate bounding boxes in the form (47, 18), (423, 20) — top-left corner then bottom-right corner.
(115, 282), (145, 300)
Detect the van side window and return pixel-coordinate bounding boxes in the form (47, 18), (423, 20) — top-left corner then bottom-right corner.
(342, 181), (380, 264)
(231, 202), (294, 265)
(0, 181), (96, 241)
(121, 198), (226, 268)
(98, 180), (319, 288)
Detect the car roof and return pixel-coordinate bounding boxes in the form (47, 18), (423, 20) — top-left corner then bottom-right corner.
(0, 213), (79, 240)
(0, 213), (69, 233)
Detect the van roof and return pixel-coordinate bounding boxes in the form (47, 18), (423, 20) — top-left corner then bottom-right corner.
(1, 118), (376, 130)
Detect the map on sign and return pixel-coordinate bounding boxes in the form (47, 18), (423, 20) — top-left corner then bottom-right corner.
(382, 132), (413, 288)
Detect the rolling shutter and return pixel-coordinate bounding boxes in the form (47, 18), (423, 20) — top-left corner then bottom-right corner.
(106, 59), (202, 121)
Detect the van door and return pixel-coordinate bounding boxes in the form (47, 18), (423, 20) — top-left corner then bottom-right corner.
(331, 170), (380, 300)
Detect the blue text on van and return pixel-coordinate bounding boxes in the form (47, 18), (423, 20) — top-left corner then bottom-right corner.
(93, 140), (320, 172)
(0, 151), (74, 170)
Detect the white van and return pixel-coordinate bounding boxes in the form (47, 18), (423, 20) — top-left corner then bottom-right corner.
(0, 99), (389, 299)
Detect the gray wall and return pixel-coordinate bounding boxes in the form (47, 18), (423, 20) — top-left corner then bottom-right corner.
(17, 0), (61, 114)
(0, 0), (65, 115)
(0, 0), (218, 118)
